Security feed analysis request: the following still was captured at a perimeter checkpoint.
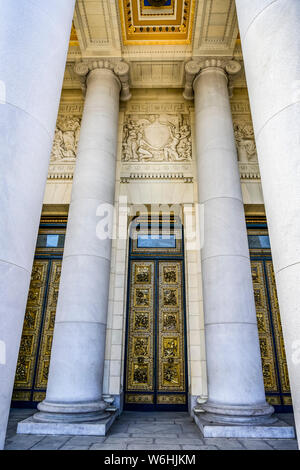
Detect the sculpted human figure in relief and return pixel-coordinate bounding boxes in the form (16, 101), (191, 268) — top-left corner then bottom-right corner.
(51, 116), (81, 162)
(164, 123), (181, 161)
(122, 114), (192, 162)
(234, 122), (257, 162)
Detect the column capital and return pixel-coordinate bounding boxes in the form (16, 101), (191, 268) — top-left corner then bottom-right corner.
(74, 60), (131, 101)
(183, 58), (241, 100)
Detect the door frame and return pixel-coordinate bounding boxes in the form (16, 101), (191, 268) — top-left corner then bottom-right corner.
(123, 218), (189, 411)
(247, 217), (292, 412)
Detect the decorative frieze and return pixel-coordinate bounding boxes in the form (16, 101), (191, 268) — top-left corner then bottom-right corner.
(121, 173), (193, 183)
(47, 165), (75, 180)
(51, 116), (81, 163)
(122, 114), (192, 162)
(57, 103), (84, 116)
(124, 102), (192, 114)
(239, 163), (260, 180)
(234, 121), (258, 163)
(231, 101), (251, 114)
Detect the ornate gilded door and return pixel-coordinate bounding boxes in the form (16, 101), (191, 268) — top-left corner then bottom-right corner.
(124, 218), (188, 410)
(248, 219), (292, 410)
(12, 219), (66, 406)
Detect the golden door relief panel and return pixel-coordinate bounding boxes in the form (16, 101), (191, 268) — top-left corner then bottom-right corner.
(158, 261), (185, 399)
(251, 259), (291, 406)
(34, 260), (61, 401)
(13, 260), (49, 401)
(126, 261), (154, 397)
(12, 259), (62, 403)
(125, 259), (186, 405)
(251, 260), (278, 397)
(265, 261), (291, 404)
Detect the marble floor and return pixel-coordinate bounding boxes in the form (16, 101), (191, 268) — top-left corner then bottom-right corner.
(4, 409), (299, 450)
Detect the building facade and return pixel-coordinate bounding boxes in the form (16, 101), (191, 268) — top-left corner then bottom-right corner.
(0, 0), (300, 448)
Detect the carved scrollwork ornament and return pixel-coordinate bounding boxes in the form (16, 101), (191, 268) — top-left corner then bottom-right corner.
(225, 59), (242, 75)
(74, 62), (89, 77)
(74, 60), (131, 101)
(183, 61), (201, 100)
(185, 60), (201, 75)
(114, 61), (132, 101)
(183, 58), (242, 100)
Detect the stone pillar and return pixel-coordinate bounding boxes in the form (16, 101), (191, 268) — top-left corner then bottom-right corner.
(31, 62), (130, 428)
(186, 59), (274, 429)
(0, 0), (75, 449)
(235, 0), (300, 445)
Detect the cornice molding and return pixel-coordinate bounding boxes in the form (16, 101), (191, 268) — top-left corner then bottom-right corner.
(120, 173), (193, 183)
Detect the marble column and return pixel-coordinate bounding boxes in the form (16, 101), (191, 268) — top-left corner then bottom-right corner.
(33, 62), (130, 425)
(235, 0), (300, 445)
(190, 59), (274, 425)
(0, 0), (75, 449)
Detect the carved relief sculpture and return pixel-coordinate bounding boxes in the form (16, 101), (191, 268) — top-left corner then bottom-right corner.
(234, 121), (258, 162)
(122, 114), (192, 162)
(51, 116), (81, 162)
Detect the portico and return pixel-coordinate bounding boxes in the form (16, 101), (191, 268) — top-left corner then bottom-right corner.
(1, 0), (300, 449)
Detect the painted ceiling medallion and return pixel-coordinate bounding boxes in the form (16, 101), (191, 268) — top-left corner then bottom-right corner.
(119, 0), (195, 45)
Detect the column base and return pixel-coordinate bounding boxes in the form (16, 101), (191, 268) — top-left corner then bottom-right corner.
(32, 399), (108, 423)
(17, 410), (118, 437)
(199, 401), (275, 425)
(193, 400), (295, 438)
(194, 413), (295, 438)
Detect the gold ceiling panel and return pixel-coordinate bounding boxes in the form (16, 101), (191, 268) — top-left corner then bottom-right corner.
(69, 21), (79, 47)
(119, 0), (195, 45)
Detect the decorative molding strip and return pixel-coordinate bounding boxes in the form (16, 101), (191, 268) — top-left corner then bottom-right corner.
(239, 163), (260, 180)
(47, 165), (257, 182)
(48, 164), (75, 180)
(58, 103), (84, 116)
(231, 101), (251, 114)
(124, 102), (192, 114)
(121, 173), (193, 183)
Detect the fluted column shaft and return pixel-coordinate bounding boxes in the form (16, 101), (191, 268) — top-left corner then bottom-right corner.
(235, 0), (300, 444)
(194, 65), (273, 423)
(0, 0), (75, 448)
(36, 68), (121, 422)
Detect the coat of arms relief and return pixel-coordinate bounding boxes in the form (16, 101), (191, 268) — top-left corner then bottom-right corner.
(122, 114), (192, 163)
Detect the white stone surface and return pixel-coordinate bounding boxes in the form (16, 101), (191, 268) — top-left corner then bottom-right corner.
(235, 0), (300, 446)
(0, 0), (75, 450)
(17, 411), (117, 436)
(194, 414), (295, 439)
(193, 65), (272, 423)
(33, 68), (121, 424)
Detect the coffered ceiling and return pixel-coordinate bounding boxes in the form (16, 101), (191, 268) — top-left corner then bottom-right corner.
(64, 0), (242, 89)
(118, 0), (195, 45)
